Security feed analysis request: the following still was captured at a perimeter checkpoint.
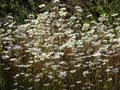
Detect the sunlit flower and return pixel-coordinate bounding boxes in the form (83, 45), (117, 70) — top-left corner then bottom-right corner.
(16, 64), (31, 68)
(36, 73), (43, 78)
(74, 64), (81, 68)
(76, 81), (81, 84)
(48, 75), (54, 79)
(59, 61), (66, 65)
(34, 79), (40, 82)
(44, 83), (50, 87)
(39, 4), (45, 8)
(105, 68), (110, 72)
(107, 78), (112, 82)
(93, 51), (101, 57)
(53, 0), (60, 3)
(83, 71), (89, 77)
(82, 23), (90, 31)
(10, 58), (16, 62)
(2, 55), (10, 59)
(13, 74), (20, 78)
(70, 84), (75, 87)
(4, 67), (10, 70)
(59, 10), (67, 17)
(51, 65), (59, 70)
(75, 6), (83, 12)
(28, 87), (33, 90)
(25, 74), (31, 77)
(58, 71), (67, 79)
(69, 70), (76, 74)
(13, 83), (18, 86)
(111, 13), (118, 17)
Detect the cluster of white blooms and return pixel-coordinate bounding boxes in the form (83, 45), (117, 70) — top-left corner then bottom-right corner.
(1, 1), (120, 90)
(59, 7), (67, 17)
(53, 0), (60, 3)
(39, 4), (45, 8)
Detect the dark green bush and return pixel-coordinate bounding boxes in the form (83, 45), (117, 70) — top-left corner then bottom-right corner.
(0, 0), (50, 23)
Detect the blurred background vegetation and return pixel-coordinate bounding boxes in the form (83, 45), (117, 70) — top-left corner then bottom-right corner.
(0, 0), (51, 23)
(0, 0), (120, 23)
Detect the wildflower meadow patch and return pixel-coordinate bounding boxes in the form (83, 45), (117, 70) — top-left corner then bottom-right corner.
(0, 0), (120, 90)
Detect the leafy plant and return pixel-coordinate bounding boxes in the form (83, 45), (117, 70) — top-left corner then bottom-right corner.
(0, 0), (120, 90)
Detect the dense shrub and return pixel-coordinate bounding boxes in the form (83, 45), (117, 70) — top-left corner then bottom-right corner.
(0, 0), (120, 90)
(1, 0), (118, 23)
(0, 0), (50, 22)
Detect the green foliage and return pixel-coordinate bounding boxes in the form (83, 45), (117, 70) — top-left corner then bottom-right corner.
(0, 0), (120, 89)
(0, 0), (120, 23)
(0, 0), (50, 23)
(82, 0), (120, 19)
